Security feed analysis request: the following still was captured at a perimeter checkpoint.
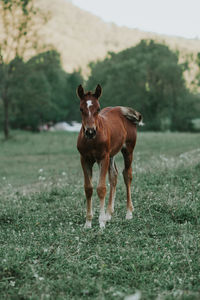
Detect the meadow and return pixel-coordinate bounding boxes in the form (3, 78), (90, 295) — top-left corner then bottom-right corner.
(0, 130), (200, 300)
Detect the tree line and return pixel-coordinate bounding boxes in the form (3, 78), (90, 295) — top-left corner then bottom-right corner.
(0, 51), (82, 132)
(87, 40), (200, 132)
(0, 1), (200, 138)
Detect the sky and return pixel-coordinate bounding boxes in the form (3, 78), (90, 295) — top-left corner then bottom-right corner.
(71, 0), (200, 39)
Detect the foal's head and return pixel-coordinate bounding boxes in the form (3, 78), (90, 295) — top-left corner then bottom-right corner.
(77, 84), (102, 139)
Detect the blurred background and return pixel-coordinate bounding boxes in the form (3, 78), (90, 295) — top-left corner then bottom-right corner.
(1, 0), (200, 139)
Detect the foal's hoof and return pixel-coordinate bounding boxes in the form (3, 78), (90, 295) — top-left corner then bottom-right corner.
(99, 221), (106, 229)
(126, 210), (133, 220)
(105, 212), (112, 222)
(84, 220), (92, 228)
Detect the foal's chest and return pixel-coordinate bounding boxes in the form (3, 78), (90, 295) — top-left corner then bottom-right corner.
(77, 136), (108, 162)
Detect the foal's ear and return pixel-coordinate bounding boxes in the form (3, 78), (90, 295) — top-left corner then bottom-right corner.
(77, 84), (85, 99)
(94, 84), (102, 99)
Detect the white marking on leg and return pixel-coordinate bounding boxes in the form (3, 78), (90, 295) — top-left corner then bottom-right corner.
(106, 189), (115, 222)
(105, 212), (112, 221)
(100, 222), (105, 229)
(99, 209), (106, 228)
(111, 194), (116, 211)
(126, 209), (133, 220)
(84, 220), (92, 228)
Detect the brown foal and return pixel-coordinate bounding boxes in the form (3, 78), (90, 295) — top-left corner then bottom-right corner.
(77, 84), (143, 228)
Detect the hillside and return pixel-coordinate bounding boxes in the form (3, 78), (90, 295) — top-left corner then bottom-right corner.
(35, 0), (200, 87)
(1, 0), (200, 86)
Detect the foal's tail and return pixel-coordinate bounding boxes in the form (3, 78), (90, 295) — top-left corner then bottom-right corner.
(120, 107), (144, 126)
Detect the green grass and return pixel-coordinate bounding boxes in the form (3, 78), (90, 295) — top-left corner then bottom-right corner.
(0, 130), (200, 300)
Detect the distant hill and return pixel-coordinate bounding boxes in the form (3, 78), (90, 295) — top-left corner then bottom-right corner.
(4, 0), (200, 87)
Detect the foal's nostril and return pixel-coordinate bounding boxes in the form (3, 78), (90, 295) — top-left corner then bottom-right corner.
(85, 128), (96, 139)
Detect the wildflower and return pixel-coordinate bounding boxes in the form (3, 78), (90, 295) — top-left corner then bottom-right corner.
(10, 281), (15, 287)
(39, 277), (44, 281)
(124, 291), (141, 300)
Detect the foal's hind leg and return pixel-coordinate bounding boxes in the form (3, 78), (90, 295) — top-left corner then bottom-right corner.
(81, 156), (94, 228)
(97, 154), (110, 228)
(106, 157), (118, 221)
(121, 145), (134, 219)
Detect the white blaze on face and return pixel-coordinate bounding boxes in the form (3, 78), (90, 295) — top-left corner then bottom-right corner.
(87, 100), (93, 116)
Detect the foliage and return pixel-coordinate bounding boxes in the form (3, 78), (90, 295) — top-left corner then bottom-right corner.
(0, 51), (83, 131)
(0, 0), (47, 64)
(87, 40), (198, 131)
(0, 131), (200, 299)
(0, 0), (49, 138)
(4, 0), (198, 88)
(65, 71), (83, 122)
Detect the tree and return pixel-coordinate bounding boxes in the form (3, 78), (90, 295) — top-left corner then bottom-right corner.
(9, 57), (52, 130)
(87, 40), (193, 131)
(27, 51), (69, 124)
(65, 70), (83, 122)
(7, 51), (84, 130)
(0, 0), (48, 138)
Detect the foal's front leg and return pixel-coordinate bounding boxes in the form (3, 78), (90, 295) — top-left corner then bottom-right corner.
(97, 155), (110, 228)
(106, 157), (118, 221)
(81, 156), (94, 228)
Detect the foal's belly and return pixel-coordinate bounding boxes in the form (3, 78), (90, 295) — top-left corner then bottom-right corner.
(109, 138), (125, 157)
(79, 137), (124, 162)
(108, 124), (126, 157)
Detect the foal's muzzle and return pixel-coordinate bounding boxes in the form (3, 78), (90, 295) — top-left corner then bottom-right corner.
(85, 128), (96, 139)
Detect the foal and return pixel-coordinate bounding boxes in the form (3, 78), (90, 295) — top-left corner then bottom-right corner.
(77, 84), (142, 228)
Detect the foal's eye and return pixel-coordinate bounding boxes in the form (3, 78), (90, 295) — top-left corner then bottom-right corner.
(80, 108), (83, 112)
(97, 108), (100, 113)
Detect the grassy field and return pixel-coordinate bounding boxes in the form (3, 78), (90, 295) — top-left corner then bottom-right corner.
(0, 130), (200, 300)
